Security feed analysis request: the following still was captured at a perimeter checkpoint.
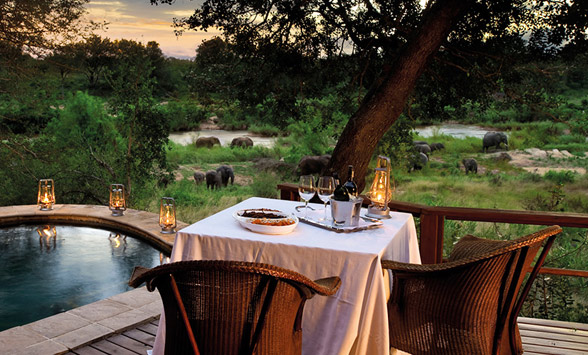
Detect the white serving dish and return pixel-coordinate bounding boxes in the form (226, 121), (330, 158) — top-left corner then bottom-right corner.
(233, 208), (299, 235)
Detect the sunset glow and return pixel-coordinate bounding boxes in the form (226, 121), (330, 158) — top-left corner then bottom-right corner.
(86, 0), (219, 58)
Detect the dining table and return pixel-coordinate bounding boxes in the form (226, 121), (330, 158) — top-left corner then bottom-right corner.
(150, 197), (421, 355)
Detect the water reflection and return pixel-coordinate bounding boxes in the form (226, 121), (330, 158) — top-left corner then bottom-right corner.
(108, 233), (127, 253)
(37, 225), (57, 252)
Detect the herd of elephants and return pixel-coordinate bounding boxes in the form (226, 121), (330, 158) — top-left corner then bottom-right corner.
(192, 131), (509, 189)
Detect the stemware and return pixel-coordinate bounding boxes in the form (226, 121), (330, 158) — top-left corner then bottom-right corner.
(298, 175), (315, 217)
(317, 176), (335, 221)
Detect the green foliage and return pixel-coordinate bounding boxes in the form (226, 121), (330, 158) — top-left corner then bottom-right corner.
(161, 100), (209, 132)
(375, 115), (415, 165)
(107, 42), (172, 194)
(248, 123), (282, 137)
(282, 102), (337, 164)
(544, 170), (576, 184)
(250, 172), (280, 199)
(166, 142), (279, 166)
(0, 94), (58, 134)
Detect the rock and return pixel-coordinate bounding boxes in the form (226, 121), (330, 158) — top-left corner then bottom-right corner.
(524, 148), (548, 159)
(560, 150), (574, 158)
(490, 152), (512, 162)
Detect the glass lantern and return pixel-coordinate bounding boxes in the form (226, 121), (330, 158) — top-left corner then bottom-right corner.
(159, 197), (177, 234)
(366, 156), (394, 219)
(109, 184), (126, 216)
(37, 179), (55, 211)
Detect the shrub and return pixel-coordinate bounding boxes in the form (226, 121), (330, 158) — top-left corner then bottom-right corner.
(162, 100), (208, 132)
(544, 170), (576, 184)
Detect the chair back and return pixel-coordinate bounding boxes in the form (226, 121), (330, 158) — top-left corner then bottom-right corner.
(129, 260), (341, 355)
(383, 225), (561, 355)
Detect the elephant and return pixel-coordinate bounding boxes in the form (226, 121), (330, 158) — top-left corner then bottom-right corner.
(462, 158), (478, 174)
(195, 136), (221, 148)
(413, 140), (428, 145)
(430, 142), (445, 151)
(205, 170), (222, 189)
(216, 165), (235, 186)
(414, 143), (432, 154)
(193, 171), (205, 184)
(231, 136), (254, 148)
(409, 152), (429, 171)
(297, 154), (331, 176)
(483, 132), (508, 153)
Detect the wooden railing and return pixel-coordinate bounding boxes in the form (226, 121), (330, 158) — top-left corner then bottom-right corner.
(277, 183), (588, 278)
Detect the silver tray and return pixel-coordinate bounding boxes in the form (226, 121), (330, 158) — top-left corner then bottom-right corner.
(295, 207), (383, 233)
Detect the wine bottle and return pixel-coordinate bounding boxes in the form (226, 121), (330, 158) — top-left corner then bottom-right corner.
(343, 165), (358, 197)
(333, 173), (349, 201)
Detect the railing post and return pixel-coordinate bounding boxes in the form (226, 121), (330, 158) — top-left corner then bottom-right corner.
(419, 212), (445, 264)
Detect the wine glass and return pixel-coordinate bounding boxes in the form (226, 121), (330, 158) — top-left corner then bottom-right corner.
(317, 176), (335, 221)
(298, 175), (315, 217)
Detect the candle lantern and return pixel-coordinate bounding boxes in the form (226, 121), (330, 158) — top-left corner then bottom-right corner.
(159, 197), (177, 234)
(37, 179), (55, 211)
(109, 184), (126, 216)
(366, 156), (394, 219)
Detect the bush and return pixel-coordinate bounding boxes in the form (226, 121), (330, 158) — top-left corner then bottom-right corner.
(250, 172), (280, 198)
(544, 170), (576, 184)
(161, 100), (208, 132)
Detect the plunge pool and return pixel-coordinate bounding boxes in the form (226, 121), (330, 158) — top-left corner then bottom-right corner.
(0, 224), (166, 331)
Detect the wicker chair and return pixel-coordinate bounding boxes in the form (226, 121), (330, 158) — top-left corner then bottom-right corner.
(128, 260), (341, 355)
(382, 225), (562, 355)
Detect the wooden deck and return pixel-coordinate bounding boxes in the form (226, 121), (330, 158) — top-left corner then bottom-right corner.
(67, 316), (587, 355)
(65, 319), (158, 355)
(519, 316), (588, 355)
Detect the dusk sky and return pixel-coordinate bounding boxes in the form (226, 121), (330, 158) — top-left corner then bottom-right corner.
(86, 0), (219, 59)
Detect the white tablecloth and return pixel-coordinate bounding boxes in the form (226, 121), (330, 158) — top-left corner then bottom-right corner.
(152, 197), (421, 355)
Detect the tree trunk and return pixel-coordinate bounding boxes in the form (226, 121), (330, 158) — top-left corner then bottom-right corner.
(327, 0), (471, 191)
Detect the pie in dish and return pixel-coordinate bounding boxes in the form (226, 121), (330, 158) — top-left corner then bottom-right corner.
(233, 208), (299, 234)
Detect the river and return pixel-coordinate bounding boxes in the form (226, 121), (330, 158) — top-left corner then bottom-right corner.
(168, 124), (494, 147)
(168, 129), (277, 147)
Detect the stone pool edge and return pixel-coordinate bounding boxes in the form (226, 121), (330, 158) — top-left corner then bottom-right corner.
(0, 204), (189, 254)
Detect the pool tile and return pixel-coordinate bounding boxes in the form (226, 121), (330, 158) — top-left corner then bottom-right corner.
(68, 299), (133, 322)
(24, 312), (91, 339)
(0, 326), (47, 353)
(12, 340), (68, 355)
(109, 286), (159, 308)
(97, 308), (157, 331)
(52, 323), (112, 349)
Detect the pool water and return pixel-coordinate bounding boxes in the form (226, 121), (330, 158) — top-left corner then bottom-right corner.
(0, 225), (165, 331)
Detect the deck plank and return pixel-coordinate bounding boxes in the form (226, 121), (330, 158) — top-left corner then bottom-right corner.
(107, 334), (153, 354)
(518, 322), (588, 337)
(70, 346), (108, 355)
(122, 328), (156, 347)
(90, 339), (139, 355)
(136, 322), (158, 336)
(522, 343), (588, 355)
(521, 335), (588, 352)
(520, 329), (588, 345)
(519, 317), (588, 332)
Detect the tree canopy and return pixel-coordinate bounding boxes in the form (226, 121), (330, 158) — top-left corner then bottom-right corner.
(156, 0), (588, 188)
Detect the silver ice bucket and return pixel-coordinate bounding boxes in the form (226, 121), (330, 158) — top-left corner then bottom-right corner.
(330, 197), (363, 227)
